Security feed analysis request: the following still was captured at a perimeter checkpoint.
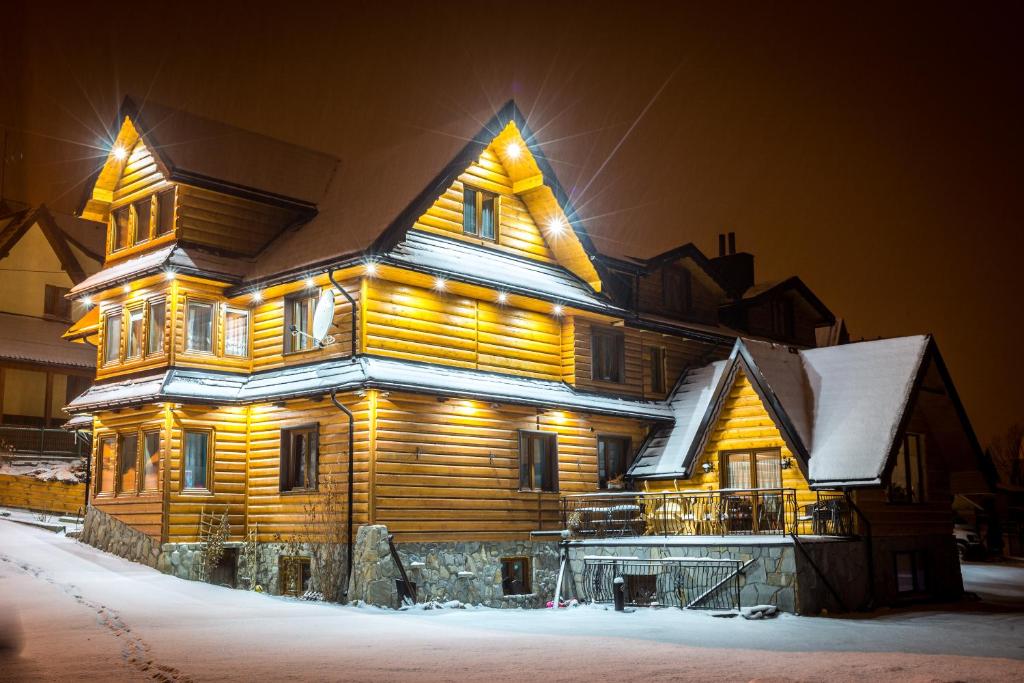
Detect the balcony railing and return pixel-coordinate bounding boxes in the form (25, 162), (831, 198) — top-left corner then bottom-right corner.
(561, 488), (854, 539)
(0, 425), (89, 459)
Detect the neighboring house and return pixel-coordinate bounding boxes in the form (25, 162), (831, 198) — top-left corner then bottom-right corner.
(0, 203), (102, 457)
(64, 97), (984, 612)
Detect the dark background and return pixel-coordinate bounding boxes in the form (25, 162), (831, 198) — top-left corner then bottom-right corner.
(2, 1), (1021, 446)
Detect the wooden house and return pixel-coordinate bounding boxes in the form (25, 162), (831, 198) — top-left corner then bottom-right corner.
(64, 98), (984, 612)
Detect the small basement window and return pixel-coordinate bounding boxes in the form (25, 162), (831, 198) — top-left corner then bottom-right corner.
(279, 556), (312, 597)
(895, 550), (927, 594)
(463, 185), (497, 240)
(624, 574), (658, 605)
(280, 425), (318, 492)
(501, 557), (531, 595)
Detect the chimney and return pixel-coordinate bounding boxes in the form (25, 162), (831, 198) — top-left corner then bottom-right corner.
(710, 232), (754, 299)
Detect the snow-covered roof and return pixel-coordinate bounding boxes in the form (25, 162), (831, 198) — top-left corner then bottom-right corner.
(628, 360), (731, 478)
(384, 230), (617, 313)
(0, 312), (97, 368)
(630, 335), (938, 487)
(68, 355), (674, 421)
(69, 245), (175, 295)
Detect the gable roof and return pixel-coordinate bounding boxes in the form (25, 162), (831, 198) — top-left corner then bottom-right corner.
(729, 275), (835, 323)
(0, 311), (96, 369)
(0, 205), (104, 284)
(78, 96), (339, 220)
(630, 334), (979, 487)
(245, 101), (602, 290)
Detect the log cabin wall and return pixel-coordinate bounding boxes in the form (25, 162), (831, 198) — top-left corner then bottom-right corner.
(174, 185), (301, 257)
(370, 391), (651, 543)
(636, 259), (725, 325)
(92, 405), (168, 540)
(735, 292), (821, 348)
(362, 277), (562, 380)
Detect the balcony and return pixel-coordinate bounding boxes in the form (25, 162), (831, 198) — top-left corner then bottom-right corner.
(561, 488), (854, 539)
(0, 425), (89, 459)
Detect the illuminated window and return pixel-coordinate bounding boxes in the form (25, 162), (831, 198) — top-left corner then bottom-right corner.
(103, 312), (121, 364)
(133, 197), (152, 244)
(118, 432), (138, 493)
(142, 430), (160, 491)
(598, 435), (632, 489)
(889, 433), (926, 503)
(112, 206), (131, 251)
(224, 308), (250, 357)
(183, 430), (210, 491)
(155, 188), (175, 236)
(280, 425), (318, 492)
(146, 299), (165, 355)
(519, 431), (557, 492)
(126, 308), (144, 359)
(284, 293), (317, 353)
(97, 437), (116, 493)
(591, 328), (625, 383)
(463, 186), (498, 240)
(186, 301), (214, 353)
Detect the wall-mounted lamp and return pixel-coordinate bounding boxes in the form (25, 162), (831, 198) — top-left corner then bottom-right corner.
(781, 457), (792, 470)
(702, 462), (714, 474)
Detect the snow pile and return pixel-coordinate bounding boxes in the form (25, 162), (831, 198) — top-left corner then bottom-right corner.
(741, 604), (779, 620)
(0, 458), (86, 483)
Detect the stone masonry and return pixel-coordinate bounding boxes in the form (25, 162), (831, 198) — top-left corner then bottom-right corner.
(80, 505), (161, 568)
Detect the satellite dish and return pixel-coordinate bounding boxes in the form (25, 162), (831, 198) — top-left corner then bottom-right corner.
(311, 289), (335, 344)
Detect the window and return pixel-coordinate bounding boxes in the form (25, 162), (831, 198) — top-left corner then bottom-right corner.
(501, 557), (531, 595)
(155, 188), (175, 236)
(118, 433), (138, 493)
(770, 298), (795, 340)
(598, 436), (632, 489)
(103, 312), (121, 364)
(186, 301), (214, 353)
(895, 551), (927, 594)
(519, 431), (557, 492)
(125, 308), (144, 359)
(147, 299), (166, 355)
(279, 556), (312, 597)
(649, 346), (666, 394)
(112, 206), (131, 251)
(889, 433), (926, 503)
(43, 285), (71, 321)
(183, 430), (210, 491)
(284, 294), (317, 353)
(720, 450), (782, 490)
(591, 328), (625, 383)
(97, 437), (116, 493)
(280, 425), (318, 492)
(463, 186), (497, 240)
(662, 267), (692, 314)
(133, 197), (152, 244)
(224, 308), (249, 357)
(142, 430), (160, 491)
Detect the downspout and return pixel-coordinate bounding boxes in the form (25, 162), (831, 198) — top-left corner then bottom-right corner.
(330, 389), (356, 594)
(328, 269), (357, 358)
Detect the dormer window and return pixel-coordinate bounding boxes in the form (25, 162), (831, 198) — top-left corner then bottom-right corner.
(463, 186), (497, 241)
(663, 267), (692, 315)
(112, 207), (131, 251)
(132, 197), (151, 245)
(155, 189), (175, 236)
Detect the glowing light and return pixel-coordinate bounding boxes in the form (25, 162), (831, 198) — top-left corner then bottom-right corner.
(112, 145), (127, 161)
(164, 269), (175, 281)
(304, 277), (316, 288)
(505, 142), (522, 160)
(81, 296), (93, 308)
(552, 304), (564, 317)
(251, 289), (264, 303)
(364, 260), (378, 277)
(546, 217), (566, 235)
(455, 400), (478, 416)
(496, 291), (508, 304)
(122, 284), (131, 294)
(433, 277), (447, 292)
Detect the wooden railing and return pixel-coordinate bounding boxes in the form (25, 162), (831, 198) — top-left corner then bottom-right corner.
(561, 488), (853, 539)
(0, 425), (87, 459)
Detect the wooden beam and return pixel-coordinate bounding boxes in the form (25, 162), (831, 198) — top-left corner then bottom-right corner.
(512, 174), (544, 195)
(44, 371), (53, 427)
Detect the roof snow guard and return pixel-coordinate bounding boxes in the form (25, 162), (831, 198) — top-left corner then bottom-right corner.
(629, 335), (973, 487)
(68, 356), (674, 422)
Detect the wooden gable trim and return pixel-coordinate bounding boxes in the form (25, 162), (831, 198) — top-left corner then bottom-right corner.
(0, 205), (89, 284)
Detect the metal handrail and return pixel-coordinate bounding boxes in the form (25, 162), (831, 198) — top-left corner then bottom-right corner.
(0, 425), (88, 459)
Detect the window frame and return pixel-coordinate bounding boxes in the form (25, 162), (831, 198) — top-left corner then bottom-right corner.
(283, 292), (319, 354)
(117, 431), (140, 494)
(102, 310), (122, 365)
(770, 297), (796, 340)
(597, 434), (632, 490)
(462, 184), (499, 241)
(132, 195), (153, 245)
(181, 428), (214, 494)
(184, 298), (216, 355)
(279, 423), (319, 493)
(96, 435), (117, 495)
(662, 266), (693, 315)
(648, 345), (667, 394)
(43, 284), (72, 322)
(110, 205), (133, 252)
(125, 305), (145, 360)
(894, 550), (928, 595)
(155, 188), (176, 237)
(146, 298), (167, 356)
(223, 306), (251, 358)
(141, 429), (162, 492)
(500, 557), (532, 596)
(888, 432), (927, 504)
(591, 327), (626, 384)
(279, 556), (312, 597)
(518, 430), (558, 493)
(718, 448), (783, 490)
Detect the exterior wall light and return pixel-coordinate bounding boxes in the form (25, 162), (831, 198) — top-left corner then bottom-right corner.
(505, 142), (521, 160)
(781, 457), (792, 469)
(702, 462), (714, 474)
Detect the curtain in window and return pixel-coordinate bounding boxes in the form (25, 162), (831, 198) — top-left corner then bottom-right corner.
(118, 434), (138, 492)
(133, 198), (151, 244)
(724, 453), (751, 489)
(142, 431), (160, 490)
(184, 431), (209, 489)
(126, 309), (144, 358)
(113, 207), (131, 250)
(463, 188), (477, 235)
(481, 195), (495, 239)
(224, 310), (249, 356)
(99, 439), (116, 492)
(755, 452), (782, 489)
(147, 301), (165, 355)
(291, 298), (311, 351)
(186, 303), (213, 352)
(104, 314), (121, 363)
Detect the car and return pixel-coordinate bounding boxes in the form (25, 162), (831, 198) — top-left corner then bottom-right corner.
(954, 523), (984, 561)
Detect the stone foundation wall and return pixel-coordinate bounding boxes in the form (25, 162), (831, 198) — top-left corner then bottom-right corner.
(566, 541), (797, 613)
(79, 505), (160, 568)
(348, 525), (561, 608)
(793, 538), (869, 614)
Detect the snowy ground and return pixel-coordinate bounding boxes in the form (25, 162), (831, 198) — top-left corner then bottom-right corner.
(1, 520), (1023, 682)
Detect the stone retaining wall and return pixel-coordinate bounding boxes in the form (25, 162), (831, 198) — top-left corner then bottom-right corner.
(79, 505), (160, 568)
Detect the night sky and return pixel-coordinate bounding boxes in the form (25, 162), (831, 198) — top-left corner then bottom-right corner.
(3, 1), (1021, 445)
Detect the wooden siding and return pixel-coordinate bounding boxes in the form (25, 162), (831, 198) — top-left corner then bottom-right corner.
(372, 392), (651, 543)
(175, 184), (300, 257)
(112, 139), (168, 210)
(413, 145), (556, 264)
(94, 282), (172, 381)
(636, 259), (724, 325)
(363, 278), (563, 380)
(91, 406), (166, 539)
(0, 474), (86, 515)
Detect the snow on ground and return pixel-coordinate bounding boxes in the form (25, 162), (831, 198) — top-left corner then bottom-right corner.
(0, 457), (86, 483)
(1, 520), (1023, 682)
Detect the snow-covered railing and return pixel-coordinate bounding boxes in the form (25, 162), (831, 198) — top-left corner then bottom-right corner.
(562, 489), (853, 539)
(0, 425), (86, 459)
(578, 557), (743, 609)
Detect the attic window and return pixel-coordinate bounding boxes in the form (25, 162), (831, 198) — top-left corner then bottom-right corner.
(463, 186), (497, 241)
(133, 197), (152, 245)
(155, 189), (175, 236)
(770, 298), (795, 340)
(663, 267), (692, 314)
(112, 206), (131, 251)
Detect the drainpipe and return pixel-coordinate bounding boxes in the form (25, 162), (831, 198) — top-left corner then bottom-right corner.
(329, 389), (356, 596)
(327, 269), (357, 357)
